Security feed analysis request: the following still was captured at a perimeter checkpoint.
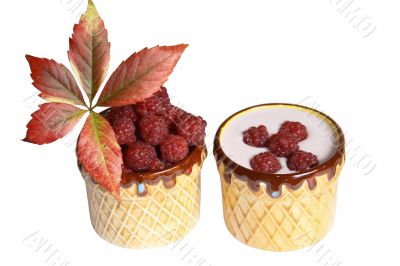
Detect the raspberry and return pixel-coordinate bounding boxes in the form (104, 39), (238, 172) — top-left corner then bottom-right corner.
(104, 105), (137, 124)
(148, 159), (166, 172)
(139, 115), (169, 145)
(124, 142), (157, 172)
(163, 105), (187, 122)
(122, 163), (133, 174)
(133, 102), (146, 117)
(134, 87), (170, 117)
(112, 118), (136, 145)
(279, 121), (308, 142)
(287, 150), (319, 171)
(267, 131), (299, 157)
(134, 98), (164, 117)
(162, 105), (188, 130)
(250, 152), (281, 174)
(154, 86), (170, 104)
(243, 125), (269, 147)
(176, 114), (206, 146)
(160, 135), (189, 163)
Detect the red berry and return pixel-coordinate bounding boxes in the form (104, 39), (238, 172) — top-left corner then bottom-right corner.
(279, 121), (308, 142)
(243, 125), (269, 147)
(104, 105), (137, 124)
(124, 142), (157, 172)
(134, 98), (165, 117)
(287, 150), (319, 171)
(162, 105), (188, 131)
(250, 152), (281, 174)
(133, 102), (148, 117)
(112, 118), (136, 145)
(160, 135), (189, 163)
(154, 86), (170, 104)
(165, 105), (187, 121)
(267, 131), (299, 157)
(134, 87), (170, 117)
(148, 159), (166, 172)
(176, 114), (206, 146)
(139, 115), (169, 145)
(122, 163), (133, 174)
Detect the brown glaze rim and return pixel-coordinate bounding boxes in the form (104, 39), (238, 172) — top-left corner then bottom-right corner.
(80, 145), (206, 197)
(213, 103), (345, 196)
(121, 145), (206, 190)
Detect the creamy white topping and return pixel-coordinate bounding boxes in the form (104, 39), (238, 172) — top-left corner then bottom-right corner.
(220, 105), (338, 174)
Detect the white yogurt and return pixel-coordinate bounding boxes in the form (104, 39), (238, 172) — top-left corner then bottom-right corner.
(219, 105), (338, 174)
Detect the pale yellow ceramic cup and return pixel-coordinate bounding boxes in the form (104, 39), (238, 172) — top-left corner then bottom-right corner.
(214, 103), (345, 251)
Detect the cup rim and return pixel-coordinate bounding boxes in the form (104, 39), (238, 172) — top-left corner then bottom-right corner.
(120, 145), (206, 188)
(213, 103), (345, 191)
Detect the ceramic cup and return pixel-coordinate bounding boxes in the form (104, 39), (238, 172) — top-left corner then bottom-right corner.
(81, 146), (207, 248)
(214, 103), (345, 251)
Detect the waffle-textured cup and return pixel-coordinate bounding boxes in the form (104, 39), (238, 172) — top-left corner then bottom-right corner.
(214, 104), (345, 251)
(81, 146), (207, 249)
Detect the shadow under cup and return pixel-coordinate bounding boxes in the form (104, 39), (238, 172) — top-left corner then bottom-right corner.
(213, 103), (345, 251)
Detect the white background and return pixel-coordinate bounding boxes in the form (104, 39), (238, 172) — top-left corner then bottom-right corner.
(1, 0), (399, 265)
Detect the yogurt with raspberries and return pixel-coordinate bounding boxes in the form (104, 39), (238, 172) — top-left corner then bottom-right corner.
(219, 104), (338, 174)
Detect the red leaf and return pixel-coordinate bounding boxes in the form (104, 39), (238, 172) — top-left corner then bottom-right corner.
(24, 103), (86, 145)
(77, 112), (122, 198)
(68, 0), (110, 103)
(96, 44), (188, 107)
(26, 55), (86, 106)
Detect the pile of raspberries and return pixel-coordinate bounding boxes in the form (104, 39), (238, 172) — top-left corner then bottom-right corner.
(243, 121), (319, 174)
(103, 87), (207, 173)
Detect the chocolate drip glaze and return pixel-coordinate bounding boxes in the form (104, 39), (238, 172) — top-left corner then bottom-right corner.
(79, 146), (206, 197)
(121, 146), (206, 194)
(213, 103), (345, 197)
(79, 109), (207, 197)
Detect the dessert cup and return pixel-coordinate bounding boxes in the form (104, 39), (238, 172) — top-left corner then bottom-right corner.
(81, 146), (207, 248)
(214, 103), (345, 251)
